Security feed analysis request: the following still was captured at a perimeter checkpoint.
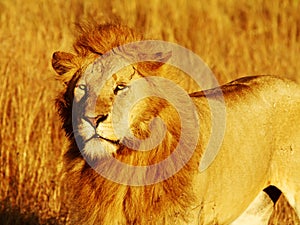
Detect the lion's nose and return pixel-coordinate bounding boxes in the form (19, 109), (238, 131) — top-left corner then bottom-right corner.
(85, 114), (108, 127)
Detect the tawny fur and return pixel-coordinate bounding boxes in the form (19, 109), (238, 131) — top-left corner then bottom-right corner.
(53, 23), (300, 225)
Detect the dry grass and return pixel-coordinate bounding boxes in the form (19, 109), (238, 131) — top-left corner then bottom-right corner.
(0, 0), (299, 224)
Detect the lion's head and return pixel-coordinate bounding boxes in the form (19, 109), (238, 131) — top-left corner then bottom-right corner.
(53, 23), (201, 165)
(71, 56), (181, 161)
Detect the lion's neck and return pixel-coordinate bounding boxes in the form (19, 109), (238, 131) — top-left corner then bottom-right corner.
(64, 130), (201, 224)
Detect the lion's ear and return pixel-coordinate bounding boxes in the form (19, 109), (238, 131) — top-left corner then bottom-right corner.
(52, 51), (77, 76)
(147, 51), (172, 65)
(137, 51), (172, 72)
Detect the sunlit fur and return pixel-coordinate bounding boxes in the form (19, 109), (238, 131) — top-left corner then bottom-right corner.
(53, 23), (300, 224)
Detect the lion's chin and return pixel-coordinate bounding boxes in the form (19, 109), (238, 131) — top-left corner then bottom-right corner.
(81, 137), (119, 160)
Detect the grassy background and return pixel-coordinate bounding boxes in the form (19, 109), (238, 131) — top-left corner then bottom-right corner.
(0, 0), (299, 224)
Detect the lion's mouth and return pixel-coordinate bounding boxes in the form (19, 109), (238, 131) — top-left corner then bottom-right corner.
(92, 134), (120, 145)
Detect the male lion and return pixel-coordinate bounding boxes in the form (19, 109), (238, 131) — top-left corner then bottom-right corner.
(53, 23), (300, 224)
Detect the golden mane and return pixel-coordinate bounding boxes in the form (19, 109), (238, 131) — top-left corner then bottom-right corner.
(73, 23), (142, 56)
(54, 23), (201, 224)
(62, 102), (202, 224)
(52, 23), (142, 83)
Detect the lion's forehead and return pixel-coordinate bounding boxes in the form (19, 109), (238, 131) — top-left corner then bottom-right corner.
(82, 52), (134, 80)
(81, 61), (135, 88)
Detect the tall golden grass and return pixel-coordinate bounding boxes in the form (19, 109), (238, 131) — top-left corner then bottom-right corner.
(0, 0), (299, 224)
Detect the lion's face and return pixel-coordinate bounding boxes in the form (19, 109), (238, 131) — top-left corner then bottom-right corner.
(69, 47), (177, 162)
(73, 60), (146, 159)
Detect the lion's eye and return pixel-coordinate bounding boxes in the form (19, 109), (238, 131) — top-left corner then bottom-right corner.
(114, 84), (128, 94)
(76, 84), (87, 91)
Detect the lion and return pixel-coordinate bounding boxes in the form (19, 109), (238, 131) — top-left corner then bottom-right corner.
(52, 23), (300, 224)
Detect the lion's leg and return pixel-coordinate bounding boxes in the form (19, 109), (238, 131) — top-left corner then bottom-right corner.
(273, 173), (300, 219)
(272, 143), (300, 218)
(230, 190), (277, 225)
(280, 187), (300, 218)
(270, 118), (300, 219)
(295, 196), (300, 218)
(282, 149), (300, 218)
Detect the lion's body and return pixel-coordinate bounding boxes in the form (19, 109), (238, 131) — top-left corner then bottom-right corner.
(53, 24), (300, 225)
(190, 76), (300, 224)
